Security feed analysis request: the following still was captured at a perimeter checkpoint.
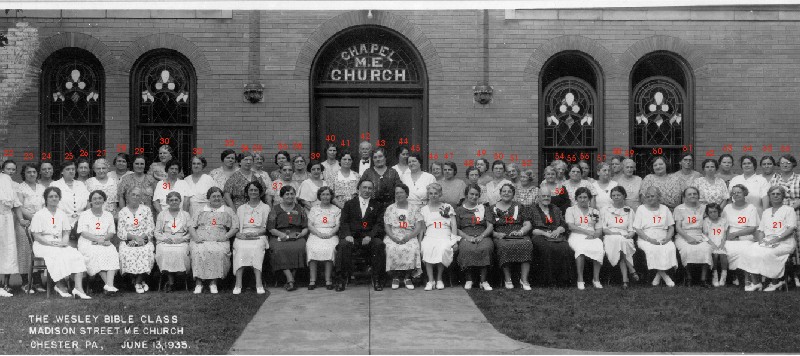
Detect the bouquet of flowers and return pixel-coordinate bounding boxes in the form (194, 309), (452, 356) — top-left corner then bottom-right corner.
(439, 205), (452, 218)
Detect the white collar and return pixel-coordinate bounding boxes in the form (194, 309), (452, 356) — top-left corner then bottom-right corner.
(359, 196), (370, 205)
(203, 204), (226, 213)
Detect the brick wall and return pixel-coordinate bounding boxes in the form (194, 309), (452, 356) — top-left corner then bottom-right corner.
(0, 9), (797, 179)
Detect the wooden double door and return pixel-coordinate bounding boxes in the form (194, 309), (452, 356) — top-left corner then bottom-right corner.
(315, 97), (424, 166)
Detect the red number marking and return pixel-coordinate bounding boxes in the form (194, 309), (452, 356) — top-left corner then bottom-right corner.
(471, 216), (481, 225)
(41, 152), (52, 160)
(241, 144), (250, 152)
(651, 147), (663, 155)
(360, 132), (371, 141)
(23, 152), (34, 161)
(653, 216), (662, 223)
(159, 137), (170, 145)
(212, 218), (217, 226)
(340, 139), (351, 147)
(713, 228), (722, 235)
(579, 216), (589, 224)
(249, 217), (255, 224)
(476, 149), (487, 157)
(612, 147), (622, 155)
(579, 152), (590, 161)
(444, 152), (454, 159)
(192, 147), (203, 155)
(615, 216), (624, 224)
(277, 142), (288, 150)
(325, 134), (336, 142)
(554, 188), (565, 195)
(95, 222), (101, 230)
(134, 147), (144, 155)
(505, 217), (515, 224)
(705, 149), (715, 157)
(51, 217), (55, 224)
(224, 139), (235, 147)
(682, 145), (693, 152)
(596, 154), (606, 162)
(399, 221), (408, 229)
(116, 144), (127, 153)
(545, 216), (553, 224)
(521, 159), (533, 167)
(494, 152), (504, 160)
(162, 182), (170, 190)
(429, 152), (439, 160)
(376, 140), (386, 147)
(362, 221), (368, 229)
(722, 144), (733, 152)
(410, 144), (421, 152)
(172, 219), (177, 229)
(398, 137), (409, 145)
(688, 216), (697, 224)
(322, 216), (328, 224)
(773, 221), (783, 229)
(742, 145), (753, 152)
(762, 144), (773, 153)
(737, 216), (746, 224)
(3, 149), (13, 157)
(463, 159), (475, 167)
(95, 149), (106, 157)
(433, 221), (443, 229)
(79, 149), (88, 157)
(310, 152), (321, 160)
(781, 145), (791, 152)
(133, 218), (139, 226)
(272, 182), (283, 191)
(253, 144), (263, 152)
(64, 152), (74, 160)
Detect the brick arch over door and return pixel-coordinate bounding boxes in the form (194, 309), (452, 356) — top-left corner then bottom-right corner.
(524, 35), (618, 83)
(119, 33), (211, 76)
(293, 10), (443, 83)
(31, 32), (119, 74)
(618, 35), (710, 84)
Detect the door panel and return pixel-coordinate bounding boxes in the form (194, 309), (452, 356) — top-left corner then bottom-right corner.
(370, 98), (422, 167)
(317, 98), (367, 156)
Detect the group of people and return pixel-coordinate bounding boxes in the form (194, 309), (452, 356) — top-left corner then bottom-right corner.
(0, 142), (797, 298)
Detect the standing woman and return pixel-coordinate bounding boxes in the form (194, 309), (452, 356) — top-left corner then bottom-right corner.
(292, 155), (310, 182)
(147, 145), (179, 182)
(760, 156), (777, 182)
(465, 167), (489, 205)
(591, 162), (618, 211)
(768, 154), (799, 211)
(563, 164), (595, 207)
(514, 169), (539, 208)
(610, 155), (626, 181)
(717, 154), (736, 186)
(153, 159), (192, 215)
(723, 184), (759, 289)
(578, 160), (594, 184)
(640, 156), (683, 210)
(75, 158), (92, 184)
(305, 186), (340, 290)
(269, 150), (291, 181)
(29, 187), (90, 298)
(633, 186), (678, 287)
(50, 160), (90, 235)
(297, 160), (328, 209)
(107, 153), (131, 182)
(551, 160), (568, 184)
(692, 159), (729, 209)
(539, 166), (571, 214)
(85, 158), (119, 216)
(224, 152), (267, 212)
(729, 155), (769, 212)
(153, 192), (192, 293)
(38, 161), (55, 187)
(327, 150), (361, 209)
(506, 163), (521, 185)
(419, 183), (460, 291)
(76, 190), (120, 293)
(0, 166), (22, 297)
(321, 143), (340, 173)
(617, 159), (643, 210)
(565, 187), (604, 290)
(117, 187), (156, 294)
(401, 153), (437, 209)
(430, 162), (444, 182)
(14, 163), (46, 293)
(530, 190), (572, 287)
(117, 155), (157, 211)
(485, 160), (512, 206)
(600, 186), (639, 288)
(252, 152), (273, 184)
(184, 156), (220, 216)
(209, 149), (238, 188)
(392, 145), (411, 180)
(188, 187), (237, 294)
(270, 162), (299, 206)
(672, 153), (701, 189)
(673, 187), (713, 286)
(233, 182), (270, 294)
(490, 184), (534, 290)
(475, 158), (493, 185)
(438, 161), (466, 207)
(455, 184), (494, 290)
(268, 186), (309, 291)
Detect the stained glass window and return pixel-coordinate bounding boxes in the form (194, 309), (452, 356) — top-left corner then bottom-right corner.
(541, 77), (600, 172)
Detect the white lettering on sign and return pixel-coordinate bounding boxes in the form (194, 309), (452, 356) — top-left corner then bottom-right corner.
(331, 43), (408, 82)
(330, 69), (407, 82)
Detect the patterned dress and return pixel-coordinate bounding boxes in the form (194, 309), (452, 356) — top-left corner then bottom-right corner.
(76, 209), (120, 276)
(514, 184), (539, 208)
(692, 177), (729, 206)
(234, 202), (270, 271)
(267, 204), (308, 271)
(85, 177), (119, 214)
(306, 204), (340, 262)
(563, 179), (596, 207)
(154, 209), (192, 273)
(488, 202), (533, 266)
(673, 203), (713, 266)
(14, 182), (43, 275)
(327, 170), (361, 208)
(117, 205), (156, 275)
(190, 205), (237, 279)
(209, 167), (237, 189)
(223, 170), (267, 212)
(383, 203), (422, 271)
(640, 174), (683, 209)
(616, 176), (643, 209)
(420, 204), (459, 266)
(454, 204), (494, 269)
(117, 174), (157, 210)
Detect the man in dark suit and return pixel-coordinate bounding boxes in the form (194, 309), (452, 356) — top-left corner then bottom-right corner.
(360, 147), (402, 214)
(335, 179), (386, 291)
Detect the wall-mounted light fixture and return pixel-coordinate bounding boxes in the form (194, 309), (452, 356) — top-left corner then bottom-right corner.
(243, 83), (264, 103)
(0, 33), (8, 47)
(473, 84), (493, 105)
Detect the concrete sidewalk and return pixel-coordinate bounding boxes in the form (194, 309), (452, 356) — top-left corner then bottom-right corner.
(229, 285), (576, 354)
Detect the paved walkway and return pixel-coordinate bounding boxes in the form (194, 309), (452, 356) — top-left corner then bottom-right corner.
(229, 285), (576, 354)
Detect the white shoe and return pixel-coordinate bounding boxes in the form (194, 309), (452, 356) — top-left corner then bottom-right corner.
(54, 286), (71, 298)
(72, 289), (91, 300)
(256, 287), (266, 294)
(0, 289), (12, 297)
(142, 283), (149, 292)
(711, 278), (719, 287)
(718, 271), (727, 287)
(232, 287), (241, 295)
(480, 282), (493, 291)
(424, 282), (434, 291)
(436, 281), (445, 290)
(135, 283), (144, 294)
(577, 282), (585, 290)
(652, 273), (662, 286)
(764, 281), (784, 292)
(464, 281), (473, 290)
(404, 279), (415, 290)
(194, 285), (203, 294)
(504, 281), (514, 289)
(794, 276), (800, 287)
(592, 280), (603, 289)
(733, 278), (740, 286)
(664, 275), (675, 287)
(520, 280), (531, 291)
(103, 285), (118, 293)
(747, 283), (763, 292)
(210, 284), (219, 294)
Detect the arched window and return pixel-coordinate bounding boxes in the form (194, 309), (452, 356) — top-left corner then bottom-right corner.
(539, 51), (604, 177)
(630, 52), (694, 176)
(40, 48), (104, 167)
(130, 49), (196, 170)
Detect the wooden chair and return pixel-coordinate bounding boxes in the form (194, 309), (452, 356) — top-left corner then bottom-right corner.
(25, 228), (54, 298)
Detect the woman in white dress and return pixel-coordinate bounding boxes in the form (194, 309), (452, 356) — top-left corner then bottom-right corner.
(85, 158), (119, 216)
(154, 191), (192, 292)
(485, 160), (512, 206)
(591, 162), (618, 211)
(383, 184), (423, 290)
(234, 182), (270, 294)
(723, 184), (759, 288)
(401, 153), (437, 209)
(391, 145), (411, 180)
(0, 165), (22, 297)
(633, 186), (678, 287)
(14, 163), (46, 294)
(305, 186), (340, 290)
(739, 186), (798, 292)
(673, 186), (713, 286)
(321, 143), (340, 173)
(184, 155), (220, 216)
(600, 186), (639, 288)
(107, 153), (131, 182)
(50, 160), (90, 238)
(38, 161), (55, 187)
(617, 158), (643, 210)
(117, 187), (156, 294)
(563, 164), (596, 207)
(30, 187), (90, 299)
(728, 155), (769, 212)
(153, 159), (192, 214)
(297, 160), (328, 211)
(565, 187), (604, 290)
(419, 183), (459, 291)
(75, 158), (92, 184)
(76, 190), (120, 293)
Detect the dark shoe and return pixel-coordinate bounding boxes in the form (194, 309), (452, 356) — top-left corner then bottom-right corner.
(629, 272), (640, 283)
(700, 280), (710, 288)
(326, 281), (334, 290)
(164, 283), (174, 293)
(336, 282), (346, 292)
(308, 282), (316, 291)
(285, 282), (296, 292)
(374, 281), (383, 291)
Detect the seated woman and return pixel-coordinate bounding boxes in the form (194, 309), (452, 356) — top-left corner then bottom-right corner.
(673, 187), (713, 286)
(723, 184), (759, 288)
(118, 187), (156, 294)
(267, 186), (309, 292)
(739, 186), (797, 292)
(465, 167), (488, 205)
(234, 182), (270, 294)
(153, 159), (192, 215)
(76, 190), (120, 293)
(419, 183), (460, 291)
(383, 184), (423, 290)
(530, 190), (572, 287)
(633, 186), (678, 287)
(30, 187), (90, 298)
(455, 184), (495, 290)
(305, 186), (340, 290)
(189, 187), (238, 294)
(600, 186), (640, 288)
(154, 192), (192, 293)
(490, 183), (533, 290)
(565, 187), (605, 290)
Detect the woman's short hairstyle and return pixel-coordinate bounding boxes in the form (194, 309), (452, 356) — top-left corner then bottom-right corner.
(279, 185), (296, 197)
(567, 164), (583, 176)
(700, 158), (718, 170)
(779, 154), (798, 168)
(704, 203), (722, 217)
(610, 185), (627, 199)
(244, 181), (265, 197)
(649, 156), (667, 170)
(220, 149), (237, 162)
(543, 166), (556, 176)
(20, 162), (38, 180)
(408, 152), (424, 165)
(760, 155), (776, 166)
(114, 152), (130, 166)
(465, 166), (480, 178)
(500, 183), (516, 197)
(394, 183), (410, 196)
(89, 189), (107, 202)
(76, 157), (91, 169)
(131, 154), (148, 166)
(43, 186), (62, 200)
(596, 162), (610, 173)
(740, 155), (757, 168)
(279, 162), (294, 172)
(506, 162), (520, 174)
(372, 147), (387, 160)
(682, 186), (700, 198)
(429, 161), (443, 172)
(475, 158), (490, 170)
(92, 157), (109, 169)
(767, 185), (787, 202)
(426, 182), (443, 194)
(491, 160), (506, 171)
(307, 160), (324, 173)
(292, 155), (306, 165)
(237, 151), (255, 163)
(718, 154), (734, 166)
(644, 186), (662, 198)
(192, 155), (208, 169)
(165, 191), (182, 202)
(611, 155), (626, 164)
(679, 152), (694, 161)
(574, 186), (593, 200)
(206, 186), (224, 199)
(730, 183), (749, 197)
(159, 144), (174, 154)
(464, 183), (482, 197)
(60, 160), (76, 173)
(520, 168), (535, 180)
(337, 149), (353, 162)
(274, 150), (290, 165)
(395, 145), (409, 159)
(316, 186), (335, 201)
(164, 159), (181, 172)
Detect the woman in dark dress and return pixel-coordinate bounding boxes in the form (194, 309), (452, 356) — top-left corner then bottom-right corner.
(539, 166), (570, 214)
(489, 183), (533, 290)
(267, 185), (309, 291)
(455, 184), (495, 290)
(529, 189), (573, 287)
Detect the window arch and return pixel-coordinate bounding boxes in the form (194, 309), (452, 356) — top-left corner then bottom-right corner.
(130, 49), (196, 170)
(539, 51), (604, 177)
(630, 51), (694, 176)
(40, 48), (104, 167)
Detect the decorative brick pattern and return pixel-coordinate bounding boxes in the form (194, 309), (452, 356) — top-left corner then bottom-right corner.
(0, 22), (39, 144)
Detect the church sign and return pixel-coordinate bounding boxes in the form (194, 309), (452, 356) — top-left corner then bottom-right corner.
(324, 43), (416, 83)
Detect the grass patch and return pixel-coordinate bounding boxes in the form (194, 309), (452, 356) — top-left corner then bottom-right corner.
(469, 285), (800, 352)
(0, 290), (268, 354)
